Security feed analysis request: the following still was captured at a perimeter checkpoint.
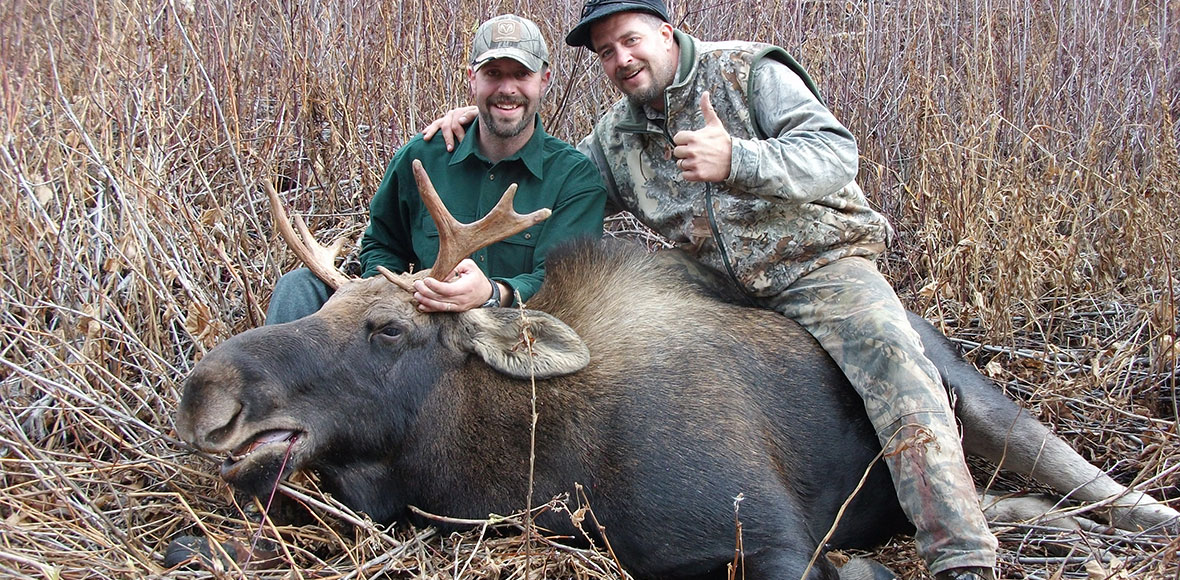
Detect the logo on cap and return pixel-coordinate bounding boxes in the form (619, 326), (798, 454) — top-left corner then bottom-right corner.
(492, 21), (522, 43)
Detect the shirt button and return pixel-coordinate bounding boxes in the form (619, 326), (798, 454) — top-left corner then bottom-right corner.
(489, 174), (495, 181)
(524, 233), (532, 239)
(478, 255), (485, 262)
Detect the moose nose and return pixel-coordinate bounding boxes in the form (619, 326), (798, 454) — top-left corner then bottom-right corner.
(176, 374), (244, 453)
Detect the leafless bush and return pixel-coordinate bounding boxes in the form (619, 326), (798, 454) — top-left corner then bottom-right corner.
(1, 0), (1176, 578)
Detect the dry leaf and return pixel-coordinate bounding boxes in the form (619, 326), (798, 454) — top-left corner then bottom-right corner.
(185, 301), (222, 349)
(918, 280), (939, 300)
(34, 184), (54, 206)
(984, 359), (1005, 378)
(77, 303), (102, 338)
(1085, 559), (1110, 579)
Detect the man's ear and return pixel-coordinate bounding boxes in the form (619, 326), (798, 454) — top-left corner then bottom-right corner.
(660, 22), (675, 46)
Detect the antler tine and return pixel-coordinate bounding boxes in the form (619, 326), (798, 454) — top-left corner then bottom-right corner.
(263, 178), (351, 290)
(376, 265), (416, 293)
(411, 159), (551, 280)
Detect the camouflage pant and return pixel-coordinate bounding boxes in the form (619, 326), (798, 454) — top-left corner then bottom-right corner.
(761, 256), (998, 574)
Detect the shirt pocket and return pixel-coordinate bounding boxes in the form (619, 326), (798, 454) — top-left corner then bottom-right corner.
(491, 222), (543, 275)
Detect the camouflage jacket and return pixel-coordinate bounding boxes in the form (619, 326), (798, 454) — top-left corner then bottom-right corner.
(579, 31), (892, 297)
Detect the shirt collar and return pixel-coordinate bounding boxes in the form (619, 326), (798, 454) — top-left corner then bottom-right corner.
(449, 114), (549, 180)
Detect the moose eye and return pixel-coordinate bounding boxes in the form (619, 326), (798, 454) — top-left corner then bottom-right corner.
(371, 325), (403, 344)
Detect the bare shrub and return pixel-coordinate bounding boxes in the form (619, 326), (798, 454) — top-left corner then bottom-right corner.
(1, 0), (1175, 578)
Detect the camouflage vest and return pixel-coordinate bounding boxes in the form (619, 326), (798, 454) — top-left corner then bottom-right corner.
(591, 32), (890, 298)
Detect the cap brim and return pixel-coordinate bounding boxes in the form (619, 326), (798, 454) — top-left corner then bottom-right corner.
(472, 48), (545, 72)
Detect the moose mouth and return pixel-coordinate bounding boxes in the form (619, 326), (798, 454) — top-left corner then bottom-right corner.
(220, 429), (302, 482)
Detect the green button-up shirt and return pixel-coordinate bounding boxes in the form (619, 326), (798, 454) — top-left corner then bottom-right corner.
(360, 115), (607, 304)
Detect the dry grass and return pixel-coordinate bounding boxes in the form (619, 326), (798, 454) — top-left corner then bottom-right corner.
(1, 0), (1177, 578)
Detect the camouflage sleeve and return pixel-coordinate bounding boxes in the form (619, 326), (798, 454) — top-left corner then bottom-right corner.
(726, 58), (861, 204)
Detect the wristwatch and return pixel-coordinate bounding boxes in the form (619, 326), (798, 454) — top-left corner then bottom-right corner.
(480, 279), (501, 308)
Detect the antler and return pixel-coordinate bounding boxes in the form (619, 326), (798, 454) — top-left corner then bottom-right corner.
(263, 178), (352, 290)
(411, 159), (551, 281)
(261, 161), (551, 294)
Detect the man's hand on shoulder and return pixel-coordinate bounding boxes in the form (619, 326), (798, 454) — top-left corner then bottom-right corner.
(422, 106), (479, 152)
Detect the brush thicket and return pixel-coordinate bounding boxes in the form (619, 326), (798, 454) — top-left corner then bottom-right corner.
(1, 0), (1176, 578)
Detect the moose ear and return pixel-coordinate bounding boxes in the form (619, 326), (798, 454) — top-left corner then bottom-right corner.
(459, 308), (589, 379)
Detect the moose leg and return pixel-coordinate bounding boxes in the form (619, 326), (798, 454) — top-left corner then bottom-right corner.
(741, 553), (897, 580)
(740, 546), (841, 580)
(910, 314), (1180, 533)
(835, 557), (902, 580)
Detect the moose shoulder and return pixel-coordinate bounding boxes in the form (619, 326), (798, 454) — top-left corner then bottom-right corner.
(175, 164), (1177, 579)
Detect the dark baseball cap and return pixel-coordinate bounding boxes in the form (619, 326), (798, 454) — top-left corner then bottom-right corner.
(565, 0), (670, 50)
(471, 14), (549, 72)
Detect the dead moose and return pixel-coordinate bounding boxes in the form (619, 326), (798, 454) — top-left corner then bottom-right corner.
(175, 161), (1178, 579)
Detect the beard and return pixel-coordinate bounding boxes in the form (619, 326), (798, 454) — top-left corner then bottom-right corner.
(617, 60), (676, 108)
(479, 96), (536, 139)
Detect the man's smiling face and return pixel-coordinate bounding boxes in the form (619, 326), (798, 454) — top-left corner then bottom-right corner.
(589, 11), (677, 110)
(469, 58), (550, 139)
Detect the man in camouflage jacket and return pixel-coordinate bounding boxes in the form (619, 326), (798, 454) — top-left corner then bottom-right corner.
(566, 1), (998, 579)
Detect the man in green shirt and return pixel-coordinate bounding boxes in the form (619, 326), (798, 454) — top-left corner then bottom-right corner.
(266, 14), (606, 323)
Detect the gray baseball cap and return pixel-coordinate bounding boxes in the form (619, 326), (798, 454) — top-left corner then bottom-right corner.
(470, 14), (549, 72)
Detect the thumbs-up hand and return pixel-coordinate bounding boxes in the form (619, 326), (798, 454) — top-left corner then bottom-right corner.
(672, 92), (732, 182)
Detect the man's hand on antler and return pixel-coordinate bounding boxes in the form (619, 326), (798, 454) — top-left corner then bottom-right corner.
(412, 259), (498, 312)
